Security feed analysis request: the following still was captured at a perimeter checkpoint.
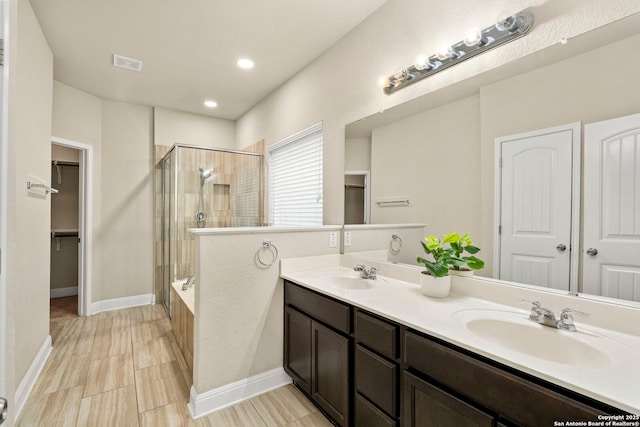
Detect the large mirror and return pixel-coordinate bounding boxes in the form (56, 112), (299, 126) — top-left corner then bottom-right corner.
(344, 12), (640, 306)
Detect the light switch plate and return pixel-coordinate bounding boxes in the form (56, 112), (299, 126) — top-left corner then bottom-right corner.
(329, 232), (337, 248)
(344, 231), (352, 247)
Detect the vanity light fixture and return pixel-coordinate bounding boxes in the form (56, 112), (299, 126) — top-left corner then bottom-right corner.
(382, 10), (534, 95)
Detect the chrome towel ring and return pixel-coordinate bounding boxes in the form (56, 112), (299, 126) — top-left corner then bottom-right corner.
(257, 241), (279, 267)
(390, 234), (403, 255)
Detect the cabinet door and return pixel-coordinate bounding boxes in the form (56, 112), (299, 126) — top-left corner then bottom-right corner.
(355, 345), (398, 417)
(403, 372), (494, 427)
(284, 306), (311, 394)
(312, 321), (350, 426)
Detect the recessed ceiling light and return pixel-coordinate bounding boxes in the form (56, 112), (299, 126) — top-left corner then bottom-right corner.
(204, 100), (218, 108)
(237, 58), (255, 69)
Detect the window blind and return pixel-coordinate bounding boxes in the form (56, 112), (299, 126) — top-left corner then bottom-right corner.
(269, 123), (323, 226)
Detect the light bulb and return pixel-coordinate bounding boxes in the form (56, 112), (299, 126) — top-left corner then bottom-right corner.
(414, 54), (430, 71)
(377, 76), (387, 87)
(436, 46), (455, 61)
(495, 12), (515, 32)
(463, 27), (484, 47)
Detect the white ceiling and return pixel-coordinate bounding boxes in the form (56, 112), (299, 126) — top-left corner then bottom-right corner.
(29, 0), (388, 120)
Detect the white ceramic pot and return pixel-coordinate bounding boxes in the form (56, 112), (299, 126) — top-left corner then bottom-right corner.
(448, 269), (474, 277)
(420, 272), (451, 298)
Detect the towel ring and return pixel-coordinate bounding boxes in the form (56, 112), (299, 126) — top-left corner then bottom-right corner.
(257, 241), (279, 267)
(390, 234), (403, 255)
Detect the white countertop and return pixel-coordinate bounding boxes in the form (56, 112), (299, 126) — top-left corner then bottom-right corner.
(281, 256), (640, 415)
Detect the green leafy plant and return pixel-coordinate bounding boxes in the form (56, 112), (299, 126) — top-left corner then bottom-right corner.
(417, 232), (484, 277)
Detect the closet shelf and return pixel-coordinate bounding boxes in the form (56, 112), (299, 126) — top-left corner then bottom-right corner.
(51, 229), (78, 238)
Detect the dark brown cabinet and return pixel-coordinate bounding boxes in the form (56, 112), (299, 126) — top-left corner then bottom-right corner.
(403, 371), (494, 427)
(284, 306), (311, 394)
(403, 329), (623, 427)
(284, 281), (351, 426)
(354, 309), (400, 427)
(312, 321), (350, 425)
(284, 280), (627, 427)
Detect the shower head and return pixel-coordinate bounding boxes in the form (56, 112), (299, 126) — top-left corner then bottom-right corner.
(199, 167), (212, 180)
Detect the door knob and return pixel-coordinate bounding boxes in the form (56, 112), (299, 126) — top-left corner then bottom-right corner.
(586, 248), (598, 256)
(0, 397), (7, 425)
(556, 243), (567, 252)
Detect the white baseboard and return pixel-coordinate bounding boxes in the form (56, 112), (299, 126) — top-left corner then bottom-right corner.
(188, 368), (292, 419)
(90, 293), (156, 314)
(15, 335), (52, 419)
(50, 286), (78, 299)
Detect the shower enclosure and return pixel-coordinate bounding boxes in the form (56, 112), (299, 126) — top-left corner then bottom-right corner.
(160, 144), (263, 313)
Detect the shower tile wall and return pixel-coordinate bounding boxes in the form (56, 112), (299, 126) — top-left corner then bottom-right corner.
(154, 143), (264, 308)
(174, 147), (262, 280)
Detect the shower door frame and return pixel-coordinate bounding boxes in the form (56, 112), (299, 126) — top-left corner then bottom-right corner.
(161, 147), (177, 314)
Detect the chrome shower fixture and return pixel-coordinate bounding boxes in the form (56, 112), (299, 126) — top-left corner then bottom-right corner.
(200, 168), (212, 181)
(381, 9), (534, 95)
(196, 167), (212, 227)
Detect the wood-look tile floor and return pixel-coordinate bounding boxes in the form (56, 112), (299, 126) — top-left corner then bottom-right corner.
(19, 303), (332, 427)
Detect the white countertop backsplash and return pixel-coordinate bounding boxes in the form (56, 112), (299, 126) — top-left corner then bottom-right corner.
(280, 254), (640, 414)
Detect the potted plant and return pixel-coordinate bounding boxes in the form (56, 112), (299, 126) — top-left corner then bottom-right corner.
(446, 232), (484, 277)
(417, 233), (484, 297)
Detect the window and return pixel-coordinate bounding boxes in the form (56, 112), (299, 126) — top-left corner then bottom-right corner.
(269, 122), (323, 226)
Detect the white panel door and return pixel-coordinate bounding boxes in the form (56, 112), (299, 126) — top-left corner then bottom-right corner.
(584, 113), (640, 302)
(497, 124), (579, 290)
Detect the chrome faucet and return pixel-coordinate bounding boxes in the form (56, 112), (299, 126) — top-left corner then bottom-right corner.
(557, 308), (590, 331)
(182, 276), (195, 291)
(521, 300), (589, 331)
(353, 264), (378, 280)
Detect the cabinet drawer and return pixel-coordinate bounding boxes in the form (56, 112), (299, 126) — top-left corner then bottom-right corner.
(355, 309), (398, 358)
(285, 281), (351, 334)
(355, 393), (397, 427)
(403, 371), (494, 427)
(355, 345), (398, 417)
(403, 330), (605, 426)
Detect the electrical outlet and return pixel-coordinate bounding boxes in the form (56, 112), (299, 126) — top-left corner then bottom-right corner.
(329, 232), (337, 248)
(344, 231), (352, 247)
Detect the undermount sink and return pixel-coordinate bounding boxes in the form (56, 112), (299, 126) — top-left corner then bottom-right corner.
(453, 309), (613, 368)
(297, 270), (375, 290)
(328, 275), (374, 290)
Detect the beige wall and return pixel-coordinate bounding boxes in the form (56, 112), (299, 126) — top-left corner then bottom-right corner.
(51, 145), (79, 162)
(193, 228), (341, 393)
(371, 95), (482, 241)
(344, 137), (371, 171)
(235, 0), (640, 226)
(8, 0), (53, 406)
(98, 100), (154, 301)
(154, 107), (235, 149)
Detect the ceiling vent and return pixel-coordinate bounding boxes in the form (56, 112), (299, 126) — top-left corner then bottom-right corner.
(112, 54), (143, 72)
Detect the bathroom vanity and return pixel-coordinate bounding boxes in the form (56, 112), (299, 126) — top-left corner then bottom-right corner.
(282, 256), (640, 427)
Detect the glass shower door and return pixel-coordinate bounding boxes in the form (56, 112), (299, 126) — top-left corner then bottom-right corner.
(161, 151), (175, 313)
